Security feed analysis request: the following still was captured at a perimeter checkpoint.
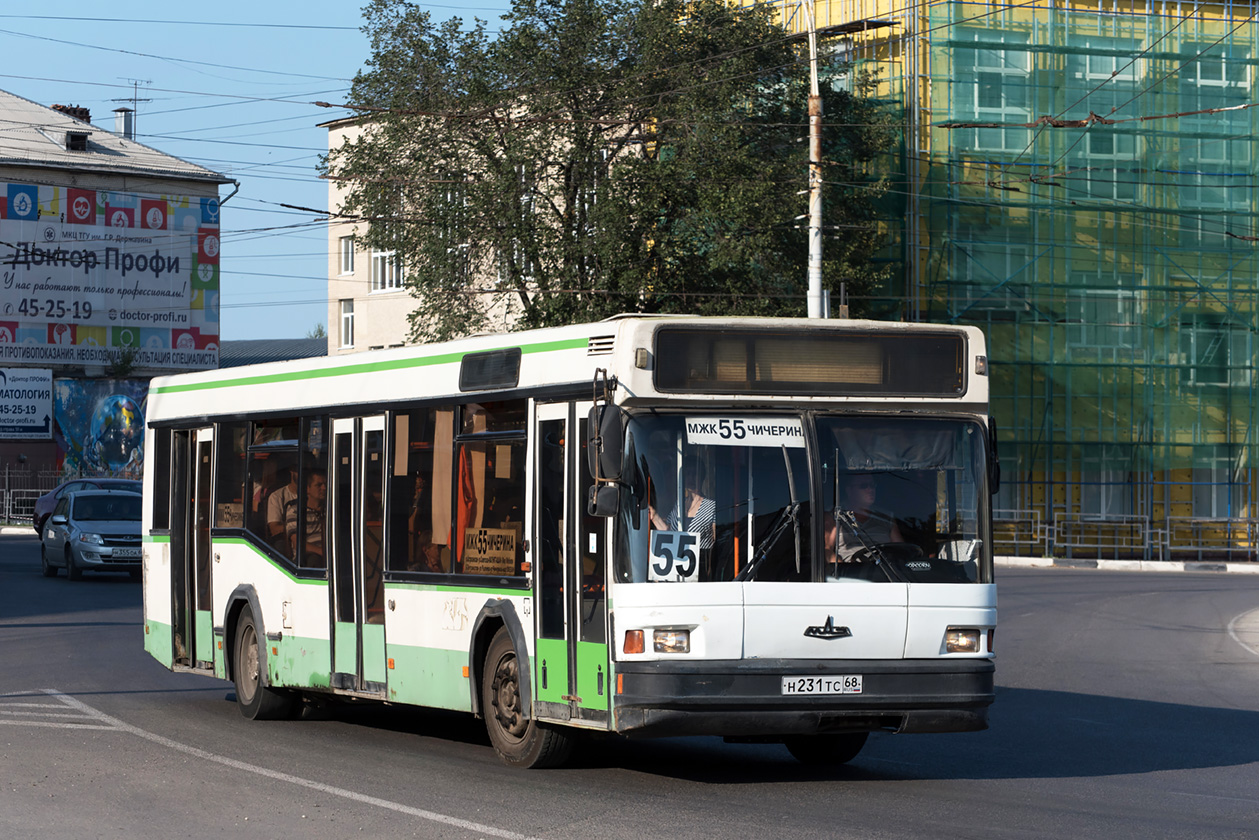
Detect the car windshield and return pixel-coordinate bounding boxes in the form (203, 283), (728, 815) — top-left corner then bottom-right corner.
(73, 495), (142, 522)
(615, 413), (991, 584)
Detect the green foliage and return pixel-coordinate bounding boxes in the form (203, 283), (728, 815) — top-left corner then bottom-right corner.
(325, 0), (899, 341)
(105, 346), (139, 377)
(306, 323), (328, 339)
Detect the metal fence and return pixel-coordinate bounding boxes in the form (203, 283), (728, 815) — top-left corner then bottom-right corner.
(0, 468), (112, 525)
(994, 508), (1259, 563)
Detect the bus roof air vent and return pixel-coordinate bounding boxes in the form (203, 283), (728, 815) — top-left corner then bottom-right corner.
(587, 335), (615, 356)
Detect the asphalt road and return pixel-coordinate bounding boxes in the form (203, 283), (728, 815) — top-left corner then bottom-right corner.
(2, 531), (1258, 839)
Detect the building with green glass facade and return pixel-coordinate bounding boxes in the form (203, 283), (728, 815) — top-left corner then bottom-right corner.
(755, 0), (1258, 559)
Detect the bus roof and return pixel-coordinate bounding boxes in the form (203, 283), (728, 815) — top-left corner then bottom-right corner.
(147, 316), (988, 423)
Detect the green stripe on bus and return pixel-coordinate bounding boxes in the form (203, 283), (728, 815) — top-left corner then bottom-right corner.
(149, 337), (589, 394)
(210, 537), (331, 585)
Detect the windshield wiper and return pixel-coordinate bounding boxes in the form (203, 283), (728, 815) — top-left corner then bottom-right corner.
(736, 500), (800, 582)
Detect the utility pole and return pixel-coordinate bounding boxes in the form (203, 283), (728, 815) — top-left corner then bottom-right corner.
(803, 1), (825, 319)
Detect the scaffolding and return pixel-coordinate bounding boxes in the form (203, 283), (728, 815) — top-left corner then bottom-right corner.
(770, 0), (1259, 559)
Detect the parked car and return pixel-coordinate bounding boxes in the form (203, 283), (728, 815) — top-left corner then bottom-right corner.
(40, 489), (143, 580)
(32, 478), (142, 534)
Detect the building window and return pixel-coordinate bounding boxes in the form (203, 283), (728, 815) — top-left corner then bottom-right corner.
(1065, 277), (1143, 357)
(953, 235), (1032, 317)
(1180, 317), (1251, 387)
(371, 249), (402, 291)
(1191, 446), (1245, 519)
(956, 29), (1032, 154)
(339, 236), (355, 275)
(1179, 44), (1251, 213)
(339, 299), (354, 349)
(1078, 445), (1133, 517)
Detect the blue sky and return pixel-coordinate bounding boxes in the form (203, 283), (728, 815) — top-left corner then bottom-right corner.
(0, 1), (512, 341)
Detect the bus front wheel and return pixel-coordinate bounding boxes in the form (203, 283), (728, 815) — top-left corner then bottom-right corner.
(233, 605), (296, 721)
(481, 628), (572, 768)
(783, 732), (869, 766)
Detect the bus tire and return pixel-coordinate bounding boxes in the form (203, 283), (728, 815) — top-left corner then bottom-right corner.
(783, 732), (868, 766)
(233, 605), (296, 721)
(482, 628), (572, 768)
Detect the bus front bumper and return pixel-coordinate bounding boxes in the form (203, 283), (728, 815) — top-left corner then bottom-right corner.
(610, 658), (994, 738)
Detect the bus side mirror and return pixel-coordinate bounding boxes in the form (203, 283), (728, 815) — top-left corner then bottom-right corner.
(587, 485), (619, 517)
(587, 404), (624, 482)
(987, 417), (1001, 495)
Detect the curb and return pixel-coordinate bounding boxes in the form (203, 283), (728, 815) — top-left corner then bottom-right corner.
(1, 525), (37, 536)
(996, 555), (1259, 574)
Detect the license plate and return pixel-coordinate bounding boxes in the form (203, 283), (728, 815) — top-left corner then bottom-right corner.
(112, 548), (140, 558)
(781, 675), (862, 695)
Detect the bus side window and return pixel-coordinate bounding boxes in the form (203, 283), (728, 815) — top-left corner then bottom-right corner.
(215, 423), (247, 529)
(455, 438), (526, 577)
(391, 408), (446, 574)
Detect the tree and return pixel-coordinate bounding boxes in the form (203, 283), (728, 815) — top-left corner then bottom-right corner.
(325, 0), (898, 342)
(306, 323), (328, 339)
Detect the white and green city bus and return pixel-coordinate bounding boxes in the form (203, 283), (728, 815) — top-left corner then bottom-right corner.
(141, 316), (998, 768)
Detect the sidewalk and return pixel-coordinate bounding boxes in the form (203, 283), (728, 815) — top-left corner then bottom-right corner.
(997, 555), (1259, 574)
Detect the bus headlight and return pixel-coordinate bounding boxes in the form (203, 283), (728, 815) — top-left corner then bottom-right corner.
(945, 628), (980, 653)
(653, 629), (690, 654)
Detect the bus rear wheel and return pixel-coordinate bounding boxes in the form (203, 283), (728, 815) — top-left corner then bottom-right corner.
(233, 605), (296, 721)
(783, 732), (869, 766)
(481, 628), (572, 768)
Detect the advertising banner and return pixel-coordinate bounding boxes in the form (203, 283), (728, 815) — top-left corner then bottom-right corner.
(0, 367), (52, 440)
(0, 183), (220, 372)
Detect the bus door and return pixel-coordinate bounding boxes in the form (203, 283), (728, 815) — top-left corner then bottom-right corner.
(532, 402), (610, 727)
(329, 415), (388, 695)
(170, 426), (215, 671)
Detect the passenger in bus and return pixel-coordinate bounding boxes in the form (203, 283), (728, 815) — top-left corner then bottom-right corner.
(826, 473), (904, 563)
(266, 467), (298, 552)
(648, 461), (716, 551)
(286, 469), (327, 566)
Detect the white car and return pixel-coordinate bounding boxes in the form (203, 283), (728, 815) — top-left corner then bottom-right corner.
(41, 489), (143, 580)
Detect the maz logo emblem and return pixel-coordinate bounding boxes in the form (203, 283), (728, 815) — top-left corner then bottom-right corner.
(803, 616), (852, 640)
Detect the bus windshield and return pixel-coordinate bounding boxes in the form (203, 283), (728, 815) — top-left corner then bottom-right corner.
(615, 413), (989, 584)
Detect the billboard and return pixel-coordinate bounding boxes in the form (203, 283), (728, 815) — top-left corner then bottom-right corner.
(0, 367), (52, 440)
(0, 183), (220, 372)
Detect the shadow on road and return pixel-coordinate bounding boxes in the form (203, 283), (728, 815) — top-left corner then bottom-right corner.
(553, 685), (1259, 782)
(0, 534), (141, 624)
(266, 683), (1259, 783)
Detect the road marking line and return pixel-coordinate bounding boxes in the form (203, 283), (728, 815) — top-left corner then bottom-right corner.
(1169, 789), (1259, 804)
(42, 689), (543, 840)
(1226, 607), (1259, 658)
(0, 709), (101, 719)
(0, 720), (119, 730)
